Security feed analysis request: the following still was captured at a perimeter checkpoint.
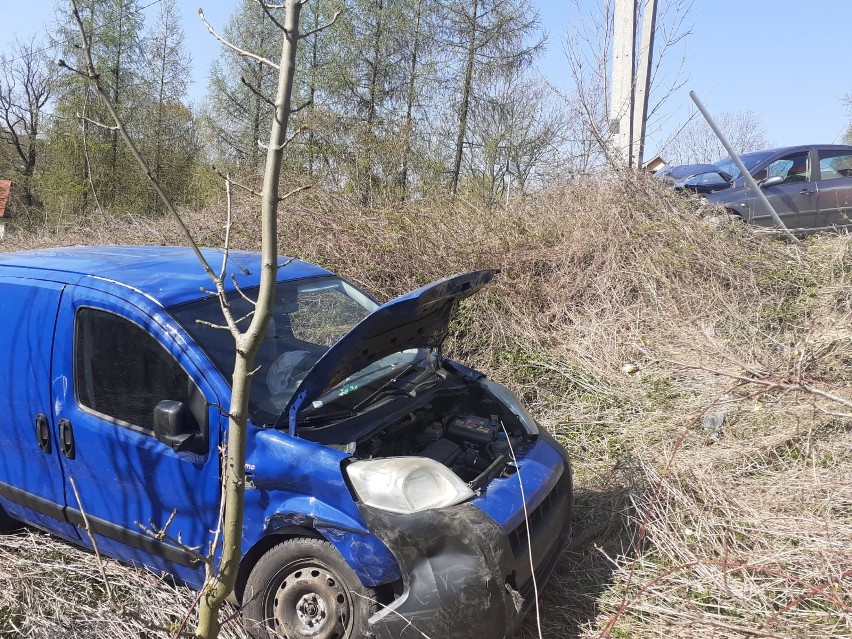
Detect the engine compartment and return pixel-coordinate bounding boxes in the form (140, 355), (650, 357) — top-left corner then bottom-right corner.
(354, 385), (529, 483)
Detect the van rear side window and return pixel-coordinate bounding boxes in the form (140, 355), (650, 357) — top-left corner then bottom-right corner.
(74, 308), (192, 432)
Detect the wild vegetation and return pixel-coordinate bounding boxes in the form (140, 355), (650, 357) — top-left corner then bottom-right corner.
(1, 174), (850, 638)
(1, 0), (578, 219)
(1, 1), (850, 637)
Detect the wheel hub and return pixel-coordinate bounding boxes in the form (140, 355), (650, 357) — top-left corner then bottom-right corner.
(296, 592), (328, 628)
(270, 564), (351, 639)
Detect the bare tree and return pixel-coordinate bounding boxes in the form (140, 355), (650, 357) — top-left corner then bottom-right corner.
(560, 0), (693, 171)
(61, 1), (321, 637)
(0, 38), (56, 206)
(662, 109), (770, 165)
(465, 72), (569, 205)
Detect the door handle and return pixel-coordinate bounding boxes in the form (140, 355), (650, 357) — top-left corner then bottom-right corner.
(799, 189), (814, 195)
(35, 413), (51, 453)
(58, 419), (75, 460)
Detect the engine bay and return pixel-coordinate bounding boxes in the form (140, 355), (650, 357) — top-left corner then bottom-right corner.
(353, 386), (529, 484)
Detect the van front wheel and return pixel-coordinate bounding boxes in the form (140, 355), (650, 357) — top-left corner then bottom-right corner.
(243, 537), (378, 639)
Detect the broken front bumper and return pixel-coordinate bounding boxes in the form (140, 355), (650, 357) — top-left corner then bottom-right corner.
(360, 502), (524, 639)
(358, 447), (572, 639)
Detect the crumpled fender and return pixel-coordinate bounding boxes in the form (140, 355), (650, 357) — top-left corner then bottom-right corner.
(242, 429), (402, 587)
(261, 500), (402, 586)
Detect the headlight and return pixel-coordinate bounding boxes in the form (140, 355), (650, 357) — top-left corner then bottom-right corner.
(478, 378), (540, 436)
(346, 457), (475, 514)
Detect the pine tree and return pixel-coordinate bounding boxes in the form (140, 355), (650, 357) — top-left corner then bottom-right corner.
(203, 0), (281, 176)
(440, 0), (544, 198)
(46, 0), (146, 214)
(139, 0), (198, 213)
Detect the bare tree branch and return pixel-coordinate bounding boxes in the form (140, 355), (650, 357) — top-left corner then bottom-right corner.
(69, 476), (116, 605)
(220, 174), (234, 281)
(194, 319), (231, 331)
(80, 88), (106, 215)
(280, 184), (311, 201)
(76, 113), (118, 131)
(253, 0), (287, 32)
(291, 98), (312, 114)
(211, 165), (263, 198)
(198, 9), (280, 71)
(647, 354), (852, 413)
(230, 273), (259, 306)
(258, 126), (305, 151)
(300, 10), (343, 39)
(240, 76), (275, 107)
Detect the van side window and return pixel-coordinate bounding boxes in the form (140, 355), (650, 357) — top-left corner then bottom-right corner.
(75, 308), (196, 433)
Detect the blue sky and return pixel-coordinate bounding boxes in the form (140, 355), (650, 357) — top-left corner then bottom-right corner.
(2, 1), (850, 159)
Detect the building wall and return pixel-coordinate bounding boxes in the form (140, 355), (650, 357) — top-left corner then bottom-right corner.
(0, 180), (11, 218)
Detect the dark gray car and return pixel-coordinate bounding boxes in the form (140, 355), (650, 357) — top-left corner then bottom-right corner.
(654, 163), (732, 194)
(705, 144), (852, 233)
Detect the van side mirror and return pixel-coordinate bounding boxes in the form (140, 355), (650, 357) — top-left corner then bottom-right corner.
(154, 400), (205, 453)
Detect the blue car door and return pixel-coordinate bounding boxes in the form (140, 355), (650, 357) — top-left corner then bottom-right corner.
(51, 286), (223, 587)
(0, 277), (79, 539)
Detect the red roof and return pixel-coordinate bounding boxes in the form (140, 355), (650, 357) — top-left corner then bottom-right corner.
(0, 181), (10, 218)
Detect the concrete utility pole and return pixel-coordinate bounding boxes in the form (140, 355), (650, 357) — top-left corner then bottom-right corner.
(610, 0), (636, 165)
(631, 0), (658, 168)
(610, 0), (657, 168)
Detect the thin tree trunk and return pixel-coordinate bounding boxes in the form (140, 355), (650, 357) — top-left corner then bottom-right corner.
(110, 1), (125, 203)
(307, 10), (319, 178)
(151, 33), (168, 214)
(451, 0), (479, 197)
(23, 145), (35, 207)
(361, 0), (384, 207)
(250, 59), (263, 172)
(399, 0), (423, 200)
(196, 3), (303, 633)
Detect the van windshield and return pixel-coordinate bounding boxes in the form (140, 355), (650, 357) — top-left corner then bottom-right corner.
(169, 276), (379, 425)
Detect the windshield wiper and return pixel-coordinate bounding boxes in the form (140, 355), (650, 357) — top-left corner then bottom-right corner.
(298, 408), (358, 427)
(295, 368), (421, 429)
(349, 361), (423, 414)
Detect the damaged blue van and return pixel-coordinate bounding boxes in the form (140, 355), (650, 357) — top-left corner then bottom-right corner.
(0, 246), (572, 639)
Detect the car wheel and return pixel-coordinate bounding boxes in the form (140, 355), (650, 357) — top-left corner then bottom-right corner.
(243, 537), (379, 639)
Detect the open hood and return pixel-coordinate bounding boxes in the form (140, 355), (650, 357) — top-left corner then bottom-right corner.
(280, 269), (497, 434)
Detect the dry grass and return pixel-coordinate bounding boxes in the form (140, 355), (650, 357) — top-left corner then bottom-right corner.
(0, 528), (243, 638)
(2, 174), (851, 638)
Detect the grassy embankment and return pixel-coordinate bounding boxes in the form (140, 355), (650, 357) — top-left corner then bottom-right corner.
(2, 174), (850, 638)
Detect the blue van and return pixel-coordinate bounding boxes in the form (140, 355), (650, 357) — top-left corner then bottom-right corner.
(0, 245), (572, 639)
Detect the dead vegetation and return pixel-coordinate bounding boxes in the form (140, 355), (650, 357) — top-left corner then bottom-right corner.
(2, 174), (851, 638)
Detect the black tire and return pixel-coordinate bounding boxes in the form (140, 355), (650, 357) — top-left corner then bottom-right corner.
(243, 537), (379, 639)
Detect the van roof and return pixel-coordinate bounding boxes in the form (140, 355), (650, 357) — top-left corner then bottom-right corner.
(0, 245), (333, 307)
